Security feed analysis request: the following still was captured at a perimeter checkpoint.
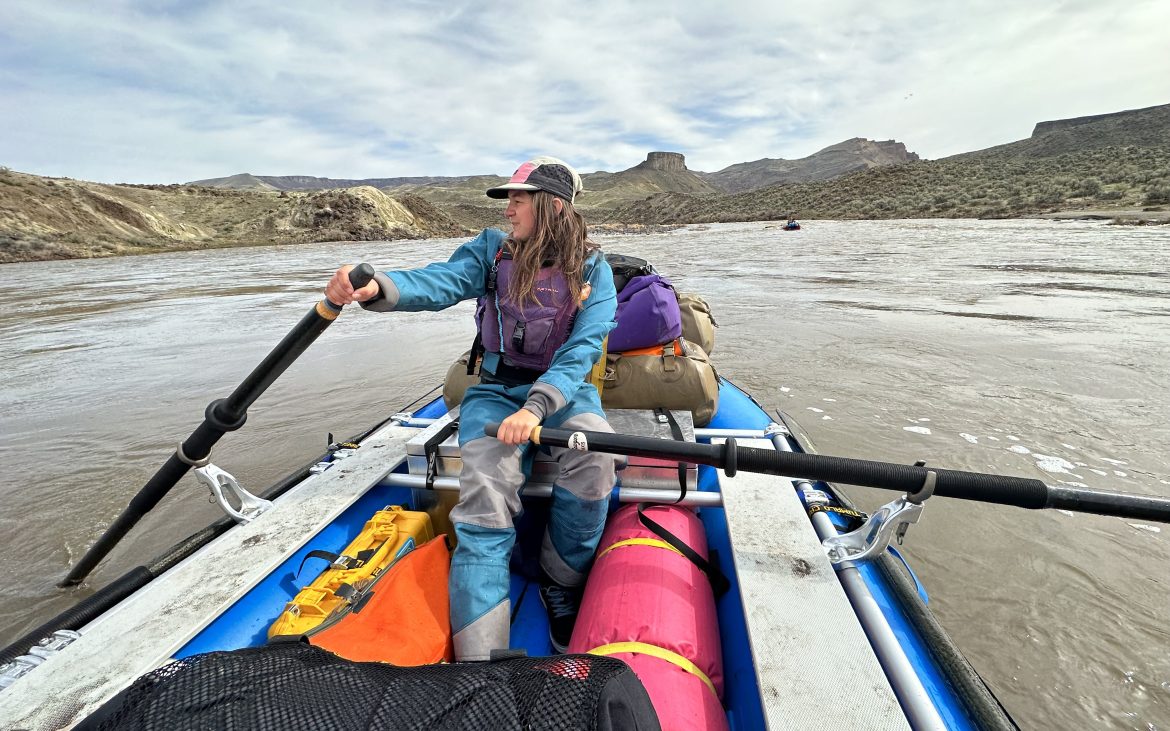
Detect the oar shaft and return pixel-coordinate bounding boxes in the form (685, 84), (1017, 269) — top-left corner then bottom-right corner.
(1044, 485), (1170, 522)
(734, 447), (1050, 509)
(219, 304), (338, 418)
(522, 425), (1170, 524)
(61, 265), (375, 587)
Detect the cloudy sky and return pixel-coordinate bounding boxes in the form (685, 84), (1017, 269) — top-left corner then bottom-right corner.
(2, 1), (1166, 184)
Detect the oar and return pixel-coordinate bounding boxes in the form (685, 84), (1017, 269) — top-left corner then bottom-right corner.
(486, 423), (1170, 524)
(60, 264), (376, 587)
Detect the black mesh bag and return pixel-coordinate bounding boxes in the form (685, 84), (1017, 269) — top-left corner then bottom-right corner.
(76, 643), (661, 731)
(604, 253), (656, 294)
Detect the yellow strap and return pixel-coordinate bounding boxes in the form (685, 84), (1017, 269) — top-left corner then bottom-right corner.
(588, 641), (717, 698)
(596, 537), (684, 561)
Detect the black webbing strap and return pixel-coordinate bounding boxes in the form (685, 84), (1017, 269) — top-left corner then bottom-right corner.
(468, 244), (509, 375)
(424, 418), (460, 490)
(636, 503), (730, 597)
(466, 333), (483, 376)
(653, 407), (688, 502)
(295, 547), (379, 578)
(297, 550), (340, 578)
(633, 409), (729, 596)
(483, 360), (544, 387)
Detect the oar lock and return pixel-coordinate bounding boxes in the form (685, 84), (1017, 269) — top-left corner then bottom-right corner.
(0, 630), (81, 690)
(194, 416), (371, 524)
(194, 464), (274, 524)
(763, 421), (790, 438)
(821, 460), (937, 567)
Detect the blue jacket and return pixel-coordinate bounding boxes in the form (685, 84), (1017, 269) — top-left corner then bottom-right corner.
(363, 229), (617, 416)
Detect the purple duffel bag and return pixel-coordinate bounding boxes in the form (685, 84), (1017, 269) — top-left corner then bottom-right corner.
(609, 273), (683, 352)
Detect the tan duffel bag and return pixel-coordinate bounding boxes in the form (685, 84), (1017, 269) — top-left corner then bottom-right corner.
(600, 338), (719, 426)
(677, 292), (717, 355)
(443, 352), (480, 410)
(442, 348), (608, 410)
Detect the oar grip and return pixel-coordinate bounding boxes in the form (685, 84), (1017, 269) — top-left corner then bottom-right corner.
(320, 263), (377, 317)
(484, 422), (544, 444)
(348, 263), (375, 289)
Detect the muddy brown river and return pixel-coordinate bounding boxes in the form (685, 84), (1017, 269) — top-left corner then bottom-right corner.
(1, 219), (1168, 728)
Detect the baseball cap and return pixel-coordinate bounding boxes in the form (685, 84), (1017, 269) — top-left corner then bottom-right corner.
(486, 156), (584, 203)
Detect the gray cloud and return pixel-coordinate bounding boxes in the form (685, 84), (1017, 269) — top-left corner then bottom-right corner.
(1, 0), (1166, 183)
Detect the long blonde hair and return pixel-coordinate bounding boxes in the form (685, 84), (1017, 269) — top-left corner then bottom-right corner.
(505, 191), (598, 307)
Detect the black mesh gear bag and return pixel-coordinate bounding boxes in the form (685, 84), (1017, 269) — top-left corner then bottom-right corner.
(604, 253), (656, 294)
(77, 643), (661, 731)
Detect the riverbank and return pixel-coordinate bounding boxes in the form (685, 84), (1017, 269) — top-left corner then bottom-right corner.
(1029, 208), (1170, 225)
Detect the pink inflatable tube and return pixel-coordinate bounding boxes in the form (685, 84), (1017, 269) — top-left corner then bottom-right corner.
(569, 504), (728, 731)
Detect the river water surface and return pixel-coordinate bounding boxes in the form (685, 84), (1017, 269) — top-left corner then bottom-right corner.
(1, 219), (1168, 728)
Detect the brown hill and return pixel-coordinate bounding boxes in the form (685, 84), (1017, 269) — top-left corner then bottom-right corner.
(190, 172), (499, 192)
(699, 138), (919, 193)
(577, 152), (720, 207)
(192, 173), (280, 191)
(0, 169), (470, 264)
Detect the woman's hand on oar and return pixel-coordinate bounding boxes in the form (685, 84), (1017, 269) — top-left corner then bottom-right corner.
(325, 264), (379, 308)
(493, 409), (541, 446)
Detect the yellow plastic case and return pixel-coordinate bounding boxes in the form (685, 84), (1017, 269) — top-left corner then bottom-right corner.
(268, 506), (434, 639)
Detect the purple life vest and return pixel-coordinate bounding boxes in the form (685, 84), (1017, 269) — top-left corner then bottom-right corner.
(476, 248), (578, 372)
(608, 273), (683, 352)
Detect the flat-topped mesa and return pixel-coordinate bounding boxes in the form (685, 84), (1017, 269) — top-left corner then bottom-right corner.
(1033, 112), (1122, 137)
(1031, 103), (1170, 137)
(636, 152), (687, 172)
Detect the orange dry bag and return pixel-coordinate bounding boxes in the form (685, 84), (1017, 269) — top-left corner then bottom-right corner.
(304, 534), (454, 665)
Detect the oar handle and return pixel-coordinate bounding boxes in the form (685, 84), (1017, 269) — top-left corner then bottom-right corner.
(321, 263), (376, 315)
(514, 425), (1170, 525)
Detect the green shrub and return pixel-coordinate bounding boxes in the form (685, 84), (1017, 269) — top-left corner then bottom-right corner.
(1033, 189), (1064, 205)
(1072, 178), (1102, 197)
(1144, 183), (1170, 204)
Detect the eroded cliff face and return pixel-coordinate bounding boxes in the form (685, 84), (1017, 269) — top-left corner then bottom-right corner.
(0, 169), (469, 263)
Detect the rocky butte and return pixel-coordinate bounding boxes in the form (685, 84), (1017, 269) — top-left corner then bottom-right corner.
(635, 152), (688, 172)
